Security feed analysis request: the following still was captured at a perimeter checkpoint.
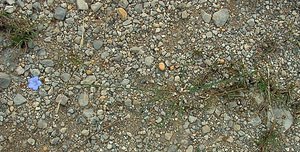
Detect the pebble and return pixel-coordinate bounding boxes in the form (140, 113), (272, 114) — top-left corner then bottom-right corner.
(158, 62), (166, 71)
(0, 72), (11, 89)
(202, 125), (211, 134)
(81, 129), (89, 136)
(6, 0), (15, 5)
(27, 138), (35, 145)
(206, 31), (213, 38)
(56, 94), (68, 106)
(81, 75), (96, 85)
(76, 0), (89, 10)
(40, 59), (54, 67)
(54, 7), (67, 21)
(186, 145), (194, 152)
(78, 92), (89, 107)
(124, 98), (132, 107)
(60, 73), (71, 82)
(15, 66), (25, 75)
(188, 115), (197, 123)
(93, 39), (104, 50)
(91, 2), (102, 12)
(50, 137), (60, 145)
(37, 119), (48, 129)
(145, 56), (154, 66)
(201, 10), (211, 23)
(181, 10), (189, 19)
(165, 132), (173, 141)
(13, 94), (27, 106)
(30, 69), (40, 76)
(4, 6), (16, 13)
(174, 76), (180, 82)
(107, 143), (113, 150)
(167, 145), (178, 152)
(212, 9), (230, 27)
(119, 0), (129, 8)
(117, 8), (128, 20)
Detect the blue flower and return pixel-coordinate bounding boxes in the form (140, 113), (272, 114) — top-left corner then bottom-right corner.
(28, 76), (42, 91)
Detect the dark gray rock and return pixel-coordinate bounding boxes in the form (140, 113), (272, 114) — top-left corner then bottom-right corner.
(0, 73), (11, 89)
(54, 7), (67, 21)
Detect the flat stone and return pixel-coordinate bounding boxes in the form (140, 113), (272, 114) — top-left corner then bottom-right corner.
(145, 56), (154, 66)
(83, 108), (94, 118)
(121, 79), (130, 85)
(202, 125), (211, 134)
(54, 7), (67, 21)
(93, 39), (104, 50)
(27, 138), (35, 145)
(15, 66), (25, 75)
(181, 10), (189, 19)
(77, 0), (89, 10)
(81, 129), (89, 136)
(60, 73), (71, 82)
(37, 119), (47, 129)
(201, 10), (211, 23)
(91, 2), (102, 12)
(134, 4), (143, 13)
(118, 0), (129, 8)
(4, 6), (16, 13)
(55, 94), (68, 106)
(188, 115), (197, 123)
(165, 132), (173, 141)
(40, 59), (54, 67)
(78, 92), (89, 107)
(13, 94), (27, 106)
(30, 69), (40, 76)
(0, 72), (11, 89)
(268, 108), (293, 132)
(249, 116), (261, 126)
(6, 0), (15, 5)
(81, 75), (96, 85)
(186, 145), (194, 152)
(130, 46), (143, 54)
(124, 99), (132, 106)
(212, 9), (229, 27)
(50, 137), (60, 145)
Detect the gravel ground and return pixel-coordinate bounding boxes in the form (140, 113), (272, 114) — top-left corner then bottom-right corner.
(0, 0), (300, 151)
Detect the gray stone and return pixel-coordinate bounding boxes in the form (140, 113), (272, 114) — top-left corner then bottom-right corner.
(78, 92), (89, 107)
(4, 6), (16, 13)
(206, 31), (213, 38)
(165, 132), (173, 141)
(32, 2), (41, 11)
(268, 108), (293, 132)
(201, 10), (211, 23)
(202, 125), (211, 133)
(0, 73), (11, 89)
(212, 9), (230, 27)
(167, 145), (178, 152)
(93, 39), (104, 50)
(81, 75), (96, 85)
(130, 46), (143, 54)
(77, 0), (88, 10)
(83, 108), (94, 118)
(181, 10), (189, 19)
(121, 79), (130, 85)
(47, 0), (54, 5)
(145, 56), (154, 66)
(16, 0), (25, 7)
(186, 145), (194, 152)
(27, 138), (35, 145)
(91, 2), (102, 12)
(54, 7), (67, 21)
(56, 94), (68, 106)
(124, 99), (132, 107)
(40, 59), (54, 67)
(81, 129), (89, 136)
(50, 137), (60, 145)
(37, 119), (47, 129)
(15, 66), (25, 75)
(13, 94), (27, 106)
(60, 73), (71, 82)
(188, 115), (197, 123)
(247, 18), (255, 26)
(134, 4), (143, 13)
(249, 116), (261, 126)
(6, 0), (15, 5)
(118, 0), (129, 8)
(30, 69), (40, 76)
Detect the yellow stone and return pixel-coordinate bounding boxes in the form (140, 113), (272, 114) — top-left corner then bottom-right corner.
(117, 8), (128, 20)
(169, 65), (175, 71)
(218, 59), (225, 64)
(158, 62), (166, 71)
(86, 70), (93, 75)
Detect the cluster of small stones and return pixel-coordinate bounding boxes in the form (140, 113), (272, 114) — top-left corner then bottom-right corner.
(0, 0), (299, 151)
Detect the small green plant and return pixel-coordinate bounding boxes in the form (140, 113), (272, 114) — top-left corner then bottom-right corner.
(257, 125), (282, 152)
(0, 11), (36, 49)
